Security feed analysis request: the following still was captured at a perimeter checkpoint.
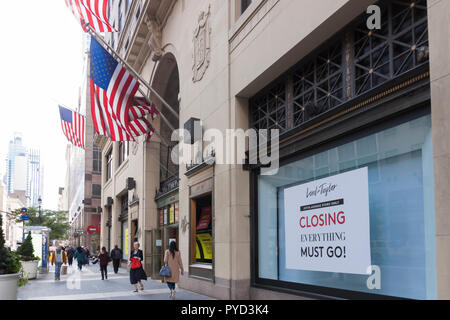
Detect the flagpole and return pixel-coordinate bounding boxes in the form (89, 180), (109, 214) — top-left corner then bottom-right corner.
(152, 129), (172, 149)
(82, 24), (180, 179)
(84, 24), (180, 122)
(137, 87), (176, 132)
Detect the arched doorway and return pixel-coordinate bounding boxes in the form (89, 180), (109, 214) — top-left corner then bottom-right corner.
(149, 52), (181, 279)
(151, 53), (180, 186)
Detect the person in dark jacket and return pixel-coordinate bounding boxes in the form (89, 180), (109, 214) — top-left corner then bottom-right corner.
(111, 245), (122, 274)
(74, 247), (86, 271)
(67, 247), (75, 266)
(98, 247), (110, 280)
(84, 247), (90, 265)
(129, 242), (147, 292)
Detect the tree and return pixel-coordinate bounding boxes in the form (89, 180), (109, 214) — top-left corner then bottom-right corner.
(0, 215), (21, 275)
(16, 232), (38, 261)
(14, 208), (70, 241)
(0, 214), (10, 274)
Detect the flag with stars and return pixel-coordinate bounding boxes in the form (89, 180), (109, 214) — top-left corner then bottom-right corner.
(90, 37), (157, 141)
(65, 0), (117, 33)
(59, 106), (85, 149)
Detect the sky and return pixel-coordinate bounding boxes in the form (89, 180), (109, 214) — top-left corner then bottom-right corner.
(0, 1), (85, 210)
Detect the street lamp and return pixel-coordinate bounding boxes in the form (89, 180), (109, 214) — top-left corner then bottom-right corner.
(38, 197), (42, 225)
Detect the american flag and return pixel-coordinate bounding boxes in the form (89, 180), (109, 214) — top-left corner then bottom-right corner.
(65, 0), (117, 33)
(59, 106), (86, 149)
(90, 37), (157, 141)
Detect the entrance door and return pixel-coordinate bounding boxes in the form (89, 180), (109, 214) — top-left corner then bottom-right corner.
(165, 226), (179, 249)
(151, 229), (163, 279)
(144, 230), (152, 274)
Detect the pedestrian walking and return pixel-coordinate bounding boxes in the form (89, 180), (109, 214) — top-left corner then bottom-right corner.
(163, 241), (184, 300)
(67, 246), (75, 266)
(98, 247), (110, 280)
(51, 245), (68, 281)
(84, 247), (91, 265)
(129, 242), (147, 292)
(74, 247), (87, 271)
(111, 245), (122, 274)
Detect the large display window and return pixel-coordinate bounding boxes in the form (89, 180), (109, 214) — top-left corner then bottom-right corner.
(256, 113), (436, 299)
(190, 195), (213, 265)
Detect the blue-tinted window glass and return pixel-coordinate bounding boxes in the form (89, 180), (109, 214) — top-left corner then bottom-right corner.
(258, 114), (436, 299)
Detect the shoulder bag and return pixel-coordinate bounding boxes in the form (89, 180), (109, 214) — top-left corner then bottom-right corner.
(159, 264), (171, 277)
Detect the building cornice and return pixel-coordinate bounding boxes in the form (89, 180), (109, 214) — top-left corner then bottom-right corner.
(94, 133), (109, 150)
(119, 0), (177, 72)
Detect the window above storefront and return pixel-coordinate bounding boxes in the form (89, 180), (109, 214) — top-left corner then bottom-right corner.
(249, 0), (429, 136)
(93, 146), (102, 173)
(118, 141), (129, 167)
(105, 149), (113, 182)
(241, 0), (254, 14)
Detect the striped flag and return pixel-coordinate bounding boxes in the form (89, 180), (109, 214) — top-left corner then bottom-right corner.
(59, 106), (86, 149)
(90, 37), (157, 141)
(65, 0), (117, 33)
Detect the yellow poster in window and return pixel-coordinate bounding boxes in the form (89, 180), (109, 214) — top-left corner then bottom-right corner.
(125, 228), (129, 255)
(196, 233), (213, 261)
(196, 242), (201, 260)
(169, 206), (175, 224)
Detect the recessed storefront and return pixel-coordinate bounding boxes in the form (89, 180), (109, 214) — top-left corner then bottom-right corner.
(188, 174), (214, 281)
(152, 193), (180, 279)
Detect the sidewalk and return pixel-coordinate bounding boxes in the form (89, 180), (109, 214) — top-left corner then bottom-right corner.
(18, 263), (214, 300)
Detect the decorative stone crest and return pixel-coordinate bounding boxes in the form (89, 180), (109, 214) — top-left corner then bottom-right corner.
(145, 16), (164, 62)
(192, 5), (211, 83)
(181, 215), (190, 233)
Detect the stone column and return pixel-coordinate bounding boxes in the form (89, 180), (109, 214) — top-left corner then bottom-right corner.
(428, 0), (450, 300)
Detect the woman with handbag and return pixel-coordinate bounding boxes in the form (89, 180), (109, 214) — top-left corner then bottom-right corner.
(129, 242), (147, 292)
(163, 241), (184, 300)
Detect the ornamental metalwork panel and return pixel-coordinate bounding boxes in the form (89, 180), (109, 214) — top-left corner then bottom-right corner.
(354, 0), (429, 95)
(249, 0), (429, 135)
(292, 41), (344, 127)
(250, 79), (287, 132)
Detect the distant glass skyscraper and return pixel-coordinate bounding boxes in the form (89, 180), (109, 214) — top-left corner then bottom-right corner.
(6, 133), (27, 195)
(27, 149), (43, 207)
(5, 133), (43, 207)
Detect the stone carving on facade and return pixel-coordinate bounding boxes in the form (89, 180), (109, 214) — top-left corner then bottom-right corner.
(145, 16), (164, 62)
(132, 141), (139, 155)
(192, 5), (211, 83)
(181, 215), (190, 234)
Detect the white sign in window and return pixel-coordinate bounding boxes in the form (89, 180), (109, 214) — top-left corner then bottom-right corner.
(284, 167), (371, 275)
